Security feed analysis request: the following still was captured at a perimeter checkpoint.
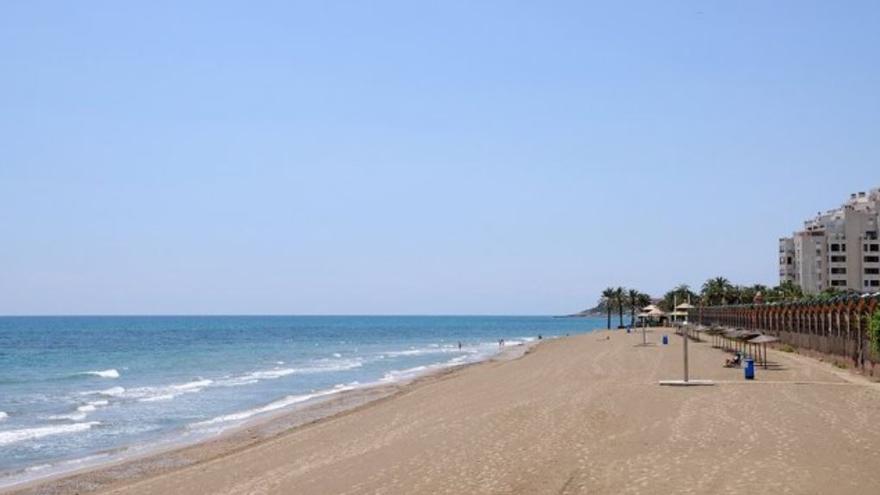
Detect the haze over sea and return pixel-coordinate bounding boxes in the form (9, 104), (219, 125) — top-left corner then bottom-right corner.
(0, 315), (601, 483)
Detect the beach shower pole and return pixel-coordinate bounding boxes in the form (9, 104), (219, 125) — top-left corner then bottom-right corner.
(683, 323), (689, 382)
(660, 319), (712, 386)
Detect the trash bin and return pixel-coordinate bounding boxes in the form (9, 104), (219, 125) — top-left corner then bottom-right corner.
(662, 335), (668, 345)
(744, 358), (755, 380)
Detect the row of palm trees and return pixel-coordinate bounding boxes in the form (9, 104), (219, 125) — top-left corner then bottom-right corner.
(597, 278), (813, 330)
(657, 278), (808, 311)
(599, 287), (652, 329)
(696, 277), (804, 306)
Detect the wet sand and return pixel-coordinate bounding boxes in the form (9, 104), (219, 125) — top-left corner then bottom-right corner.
(8, 328), (880, 494)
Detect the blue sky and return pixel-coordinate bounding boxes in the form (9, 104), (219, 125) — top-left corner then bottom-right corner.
(1, 1), (878, 315)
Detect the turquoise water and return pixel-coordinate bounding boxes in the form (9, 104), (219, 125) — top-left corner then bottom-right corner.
(0, 315), (601, 482)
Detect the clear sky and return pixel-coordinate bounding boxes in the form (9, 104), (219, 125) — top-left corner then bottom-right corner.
(1, 1), (878, 315)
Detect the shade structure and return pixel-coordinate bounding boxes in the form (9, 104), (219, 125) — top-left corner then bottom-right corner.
(701, 326), (727, 347)
(675, 303), (696, 310)
(645, 307), (665, 317)
(719, 329), (760, 354)
(749, 335), (779, 369)
(636, 307), (665, 344)
(637, 307), (665, 319)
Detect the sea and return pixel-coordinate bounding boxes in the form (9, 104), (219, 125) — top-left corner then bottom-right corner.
(0, 315), (602, 485)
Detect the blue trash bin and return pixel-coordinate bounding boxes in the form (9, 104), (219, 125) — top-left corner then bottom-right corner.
(662, 335), (668, 345)
(744, 358), (755, 380)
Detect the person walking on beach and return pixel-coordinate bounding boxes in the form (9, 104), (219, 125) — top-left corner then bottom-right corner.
(458, 341), (462, 350)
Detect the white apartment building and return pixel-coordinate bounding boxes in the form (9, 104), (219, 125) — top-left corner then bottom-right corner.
(779, 188), (880, 294)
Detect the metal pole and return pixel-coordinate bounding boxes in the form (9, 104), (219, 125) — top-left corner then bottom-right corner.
(683, 324), (689, 382)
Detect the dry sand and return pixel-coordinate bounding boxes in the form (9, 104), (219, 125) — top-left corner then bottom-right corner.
(8, 328), (880, 495)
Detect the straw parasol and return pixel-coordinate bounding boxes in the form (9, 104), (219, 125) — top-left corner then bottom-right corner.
(637, 307), (665, 345)
(748, 335), (779, 368)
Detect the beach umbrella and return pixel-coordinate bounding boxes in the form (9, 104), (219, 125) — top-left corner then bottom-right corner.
(637, 307), (665, 345)
(748, 335), (779, 369)
(675, 302), (695, 320)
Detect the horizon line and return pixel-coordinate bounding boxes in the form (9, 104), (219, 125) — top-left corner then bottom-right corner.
(0, 313), (595, 318)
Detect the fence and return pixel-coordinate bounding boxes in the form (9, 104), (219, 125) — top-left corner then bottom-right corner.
(695, 294), (880, 369)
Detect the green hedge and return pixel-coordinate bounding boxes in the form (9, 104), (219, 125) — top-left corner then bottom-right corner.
(870, 309), (880, 355)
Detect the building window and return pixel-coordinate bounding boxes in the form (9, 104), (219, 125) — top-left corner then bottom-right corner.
(872, 280), (880, 287)
(831, 280), (847, 287)
(865, 268), (880, 275)
(830, 244), (840, 252)
(865, 256), (880, 263)
(871, 244), (879, 252)
(830, 255), (846, 263)
(831, 267), (847, 274)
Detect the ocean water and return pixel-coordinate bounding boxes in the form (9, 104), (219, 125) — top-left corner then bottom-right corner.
(0, 315), (602, 482)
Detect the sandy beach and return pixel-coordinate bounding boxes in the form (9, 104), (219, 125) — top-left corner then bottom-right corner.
(8, 328), (880, 495)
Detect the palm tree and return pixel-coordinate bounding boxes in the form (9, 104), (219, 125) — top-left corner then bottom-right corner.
(637, 292), (652, 310)
(775, 280), (803, 301)
(701, 277), (733, 306)
(627, 289), (640, 327)
(601, 287), (615, 329)
(661, 284), (698, 311)
(615, 287), (625, 328)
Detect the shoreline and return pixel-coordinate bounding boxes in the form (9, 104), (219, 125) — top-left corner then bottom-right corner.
(0, 339), (541, 494)
(9, 328), (880, 494)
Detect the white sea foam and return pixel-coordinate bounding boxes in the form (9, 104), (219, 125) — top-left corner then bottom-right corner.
(241, 368), (297, 380)
(332, 352), (342, 358)
(192, 385), (356, 428)
(48, 399), (108, 422)
(127, 379), (213, 403)
(214, 376), (260, 388)
(380, 351), (483, 384)
(0, 411), (7, 421)
(385, 346), (476, 358)
(0, 422), (100, 447)
(81, 386), (126, 397)
(48, 412), (88, 421)
(296, 358), (363, 373)
(137, 394), (176, 403)
(25, 463), (51, 473)
(381, 365), (429, 382)
(213, 359), (364, 390)
(79, 369), (120, 379)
